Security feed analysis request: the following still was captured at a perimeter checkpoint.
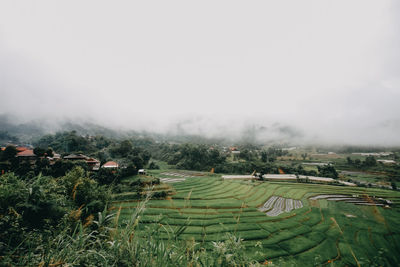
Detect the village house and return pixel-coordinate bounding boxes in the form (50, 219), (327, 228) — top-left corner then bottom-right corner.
(47, 153), (61, 165)
(86, 157), (101, 171)
(63, 153), (101, 171)
(16, 146), (31, 152)
(16, 149), (37, 164)
(102, 161), (119, 169)
(229, 146), (240, 155)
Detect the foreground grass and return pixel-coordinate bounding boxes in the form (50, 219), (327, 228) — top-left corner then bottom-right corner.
(112, 176), (400, 266)
(2, 194), (265, 267)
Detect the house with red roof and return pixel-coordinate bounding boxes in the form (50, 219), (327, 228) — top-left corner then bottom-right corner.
(16, 149), (37, 164)
(102, 161), (119, 168)
(16, 146), (30, 152)
(16, 149), (36, 157)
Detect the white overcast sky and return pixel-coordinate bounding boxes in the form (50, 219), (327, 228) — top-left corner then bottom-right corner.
(0, 1), (399, 144)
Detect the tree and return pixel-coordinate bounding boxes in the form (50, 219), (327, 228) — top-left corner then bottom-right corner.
(317, 164), (338, 179)
(354, 159), (361, 167)
(261, 151), (268, 163)
(46, 148), (54, 157)
(22, 175), (66, 228)
(141, 150), (151, 165)
(131, 156), (144, 170)
(239, 149), (251, 161)
(111, 140), (133, 157)
(14, 161), (32, 177)
(3, 145), (17, 160)
(50, 160), (88, 177)
(34, 158), (51, 175)
(149, 161), (160, 169)
(93, 168), (119, 185)
(0, 173), (67, 233)
(58, 167), (110, 220)
(259, 163), (276, 175)
(120, 163), (138, 177)
(33, 147), (46, 157)
(391, 181), (397, 190)
(364, 156), (377, 167)
(35, 131), (96, 153)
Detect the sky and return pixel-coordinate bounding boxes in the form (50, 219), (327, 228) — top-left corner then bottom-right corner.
(0, 1), (399, 145)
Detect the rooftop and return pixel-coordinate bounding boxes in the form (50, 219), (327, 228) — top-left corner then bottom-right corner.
(16, 149), (36, 157)
(102, 161), (119, 168)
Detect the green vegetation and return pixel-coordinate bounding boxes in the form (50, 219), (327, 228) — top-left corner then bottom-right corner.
(0, 167), (110, 265)
(2, 129), (400, 266)
(317, 164), (338, 179)
(35, 131), (101, 154)
(110, 165), (400, 266)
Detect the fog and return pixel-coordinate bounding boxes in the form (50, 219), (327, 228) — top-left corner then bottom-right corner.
(1, 1), (400, 145)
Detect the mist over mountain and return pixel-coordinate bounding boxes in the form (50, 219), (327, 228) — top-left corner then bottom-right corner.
(0, 113), (302, 145)
(1, 113), (399, 148)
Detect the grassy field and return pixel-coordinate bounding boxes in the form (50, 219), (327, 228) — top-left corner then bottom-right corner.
(111, 168), (400, 266)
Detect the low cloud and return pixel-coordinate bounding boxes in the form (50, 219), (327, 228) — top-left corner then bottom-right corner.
(0, 1), (399, 146)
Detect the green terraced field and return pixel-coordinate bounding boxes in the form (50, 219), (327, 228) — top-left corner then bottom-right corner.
(111, 175), (400, 266)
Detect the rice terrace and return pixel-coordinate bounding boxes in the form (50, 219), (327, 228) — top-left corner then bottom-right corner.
(2, 1), (400, 266)
(112, 168), (400, 266)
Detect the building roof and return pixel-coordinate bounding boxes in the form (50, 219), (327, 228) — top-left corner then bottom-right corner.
(16, 146), (30, 152)
(16, 149), (36, 157)
(86, 158), (100, 163)
(63, 154), (88, 160)
(102, 161), (119, 168)
(377, 160), (396, 164)
(47, 153), (62, 160)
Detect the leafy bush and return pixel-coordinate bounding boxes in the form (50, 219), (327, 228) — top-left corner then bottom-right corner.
(0, 173), (68, 256)
(1, 192), (261, 266)
(92, 167), (120, 185)
(148, 161), (160, 169)
(317, 164), (339, 179)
